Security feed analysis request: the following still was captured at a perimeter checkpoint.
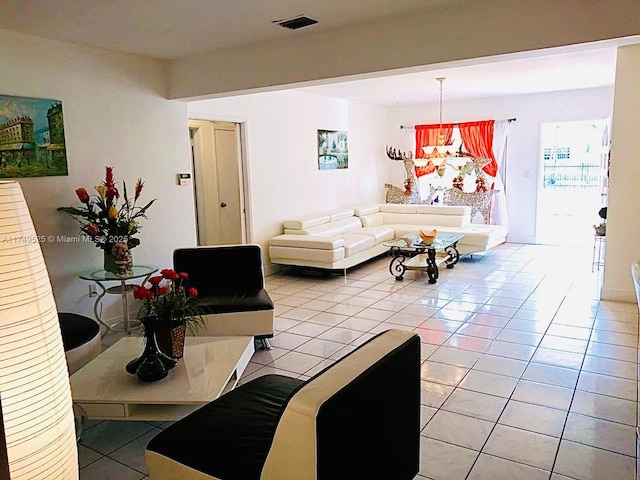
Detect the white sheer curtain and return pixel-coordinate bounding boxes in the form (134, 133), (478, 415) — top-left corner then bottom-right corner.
(491, 120), (510, 230)
(402, 127), (415, 157)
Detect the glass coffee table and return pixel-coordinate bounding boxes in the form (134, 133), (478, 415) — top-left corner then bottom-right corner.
(383, 232), (464, 284)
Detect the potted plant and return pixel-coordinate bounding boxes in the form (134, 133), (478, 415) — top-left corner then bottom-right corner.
(133, 268), (205, 359)
(593, 206), (607, 236)
(58, 166), (155, 274)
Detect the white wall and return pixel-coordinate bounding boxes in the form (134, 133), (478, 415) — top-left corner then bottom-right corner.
(188, 90), (389, 270)
(0, 29), (196, 321)
(602, 44), (640, 302)
(388, 87), (614, 243)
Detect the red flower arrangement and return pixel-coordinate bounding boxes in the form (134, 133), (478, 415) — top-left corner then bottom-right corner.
(58, 166), (154, 253)
(134, 268), (204, 331)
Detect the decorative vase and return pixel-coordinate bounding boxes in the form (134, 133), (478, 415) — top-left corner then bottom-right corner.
(103, 250), (117, 273)
(125, 317), (177, 382)
(156, 321), (187, 359)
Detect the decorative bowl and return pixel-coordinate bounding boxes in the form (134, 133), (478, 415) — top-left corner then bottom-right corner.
(419, 229), (437, 245)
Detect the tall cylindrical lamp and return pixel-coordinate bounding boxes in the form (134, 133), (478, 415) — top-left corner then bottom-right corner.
(0, 181), (78, 479)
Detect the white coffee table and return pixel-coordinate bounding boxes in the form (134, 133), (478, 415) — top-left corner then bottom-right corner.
(70, 336), (254, 421)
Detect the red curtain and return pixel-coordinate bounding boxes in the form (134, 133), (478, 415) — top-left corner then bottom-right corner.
(415, 123), (455, 159)
(458, 120), (497, 176)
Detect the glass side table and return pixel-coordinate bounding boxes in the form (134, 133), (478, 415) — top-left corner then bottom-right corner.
(79, 265), (158, 336)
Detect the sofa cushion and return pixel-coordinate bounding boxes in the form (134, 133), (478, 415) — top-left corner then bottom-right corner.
(146, 374), (304, 480)
(329, 208), (355, 221)
(295, 217), (362, 236)
(199, 290), (274, 314)
(454, 224), (508, 246)
(358, 226), (395, 244)
(341, 233), (375, 256)
(334, 217), (363, 233)
(269, 245), (345, 263)
(383, 212), (467, 228)
(415, 205), (470, 216)
(353, 204), (380, 216)
(270, 234), (344, 250)
(283, 213), (331, 230)
(359, 212), (384, 227)
(380, 204), (417, 214)
(174, 245), (265, 295)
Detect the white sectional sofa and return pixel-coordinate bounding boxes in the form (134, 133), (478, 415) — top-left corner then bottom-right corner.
(269, 204), (508, 270)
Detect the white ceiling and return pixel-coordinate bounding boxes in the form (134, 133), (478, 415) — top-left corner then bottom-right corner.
(0, 0), (460, 60)
(299, 47), (619, 105)
(0, 0), (631, 105)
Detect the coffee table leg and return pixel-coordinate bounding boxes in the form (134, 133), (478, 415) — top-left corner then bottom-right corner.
(389, 249), (407, 280)
(426, 248), (439, 284)
(444, 243), (460, 269)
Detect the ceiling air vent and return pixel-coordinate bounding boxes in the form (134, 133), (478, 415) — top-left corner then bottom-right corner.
(274, 15), (318, 30)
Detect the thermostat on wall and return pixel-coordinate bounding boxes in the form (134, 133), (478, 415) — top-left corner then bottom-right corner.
(177, 173), (191, 186)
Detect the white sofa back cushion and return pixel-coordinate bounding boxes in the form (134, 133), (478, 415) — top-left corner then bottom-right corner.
(353, 205), (381, 216)
(382, 212), (468, 228)
(329, 208), (355, 221)
(291, 216), (362, 236)
(359, 212), (384, 228)
(283, 213), (331, 230)
(380, 204), (417, 214)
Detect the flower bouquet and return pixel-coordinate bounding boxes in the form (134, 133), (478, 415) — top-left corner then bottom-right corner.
(133, 268), (205, 359)
(58, 166), (155, 274)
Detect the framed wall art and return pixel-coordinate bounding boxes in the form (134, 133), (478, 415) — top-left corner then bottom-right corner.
(0, 94), (68, 178)
(317, 129), (348, 170)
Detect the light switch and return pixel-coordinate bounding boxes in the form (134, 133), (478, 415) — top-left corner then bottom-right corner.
(177, 173), (191, 186)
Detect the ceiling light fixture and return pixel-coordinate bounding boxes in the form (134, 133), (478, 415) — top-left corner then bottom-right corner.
(422, 77), (463, 176)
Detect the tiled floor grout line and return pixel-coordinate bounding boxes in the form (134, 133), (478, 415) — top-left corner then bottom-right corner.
(454, 263), (568, 478)
(546, 293), (597, 478)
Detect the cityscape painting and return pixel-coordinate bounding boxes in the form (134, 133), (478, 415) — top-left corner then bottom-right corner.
(318, 129), (348, 170)
(0, 94), (68, 178)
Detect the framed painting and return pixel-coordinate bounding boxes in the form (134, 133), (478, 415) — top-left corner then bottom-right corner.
(0, 94), (68, 178)
(318, 129), (348, 170)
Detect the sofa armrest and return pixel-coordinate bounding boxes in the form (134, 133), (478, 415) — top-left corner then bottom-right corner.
(262, 329), (420, 480)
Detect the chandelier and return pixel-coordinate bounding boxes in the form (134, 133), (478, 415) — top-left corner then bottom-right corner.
(421, 77), (464, 177)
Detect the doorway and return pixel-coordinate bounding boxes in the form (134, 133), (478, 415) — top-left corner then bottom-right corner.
(536, 119), (609, 246)
(189, 119), (247, 246)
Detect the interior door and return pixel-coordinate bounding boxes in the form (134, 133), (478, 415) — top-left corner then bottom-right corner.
(189, 119), (245, 246)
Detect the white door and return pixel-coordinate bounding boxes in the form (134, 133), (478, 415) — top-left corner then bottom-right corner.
(189, 120), (245, 245)
(536, 119), (609, 246)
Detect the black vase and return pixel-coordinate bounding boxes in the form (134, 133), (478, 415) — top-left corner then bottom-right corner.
(126, 317), (178, 382)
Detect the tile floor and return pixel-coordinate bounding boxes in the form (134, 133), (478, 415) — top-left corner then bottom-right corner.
(78, 243), (639, 480)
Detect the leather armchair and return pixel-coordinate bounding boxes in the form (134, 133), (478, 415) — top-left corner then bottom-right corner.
(173, 245), (274, 349)
(145, 329), (421, 479)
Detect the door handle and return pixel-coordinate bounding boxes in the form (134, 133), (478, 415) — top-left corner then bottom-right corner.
(220, 202), (227, 208)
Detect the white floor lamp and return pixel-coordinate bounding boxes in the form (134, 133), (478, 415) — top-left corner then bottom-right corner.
(0, 181), (78, 479)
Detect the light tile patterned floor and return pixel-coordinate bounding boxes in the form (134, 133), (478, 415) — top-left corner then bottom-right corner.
(78, 243), (639, 480)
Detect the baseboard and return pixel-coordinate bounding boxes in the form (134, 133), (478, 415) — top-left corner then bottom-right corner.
(265, 263), (289, 277)
(600, 287), (637, 303)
